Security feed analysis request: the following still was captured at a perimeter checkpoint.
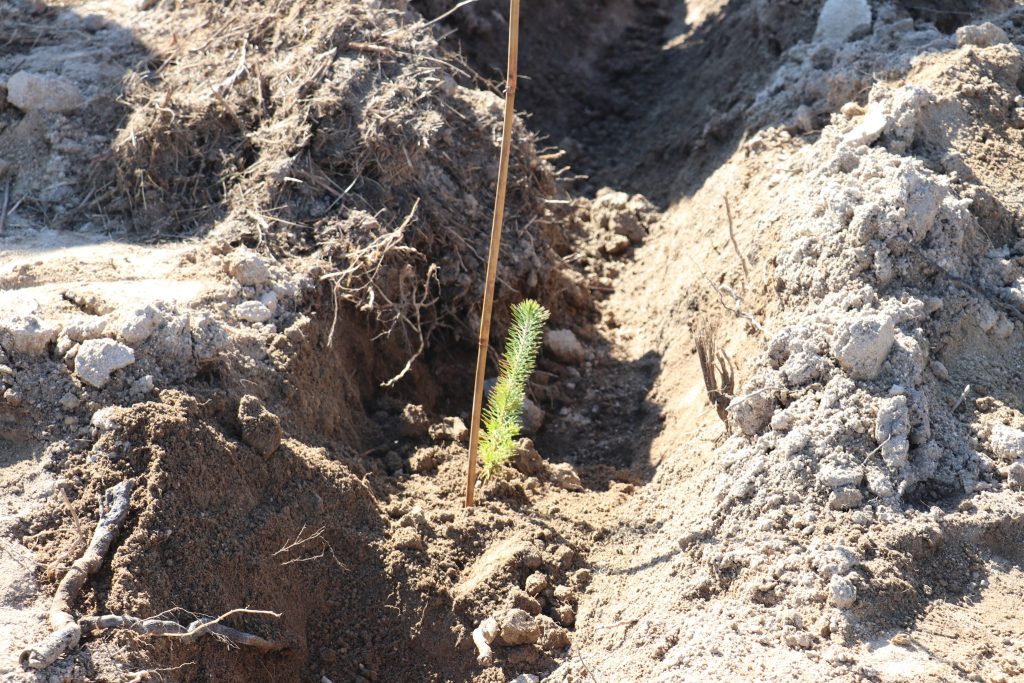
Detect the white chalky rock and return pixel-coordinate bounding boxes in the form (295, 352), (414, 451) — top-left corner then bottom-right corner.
(75, 339), (135, 388)
(815, 0), (871, 44)
(114, 305), (163, 345)
(227, 249), (272, 286)
(875, 395), (911, 470)
(235, 300), (273, 323)
(544, 329), (585, 364)
(956, 22), (1009, 48)
(842, 104), (886, 147)
(832, 313), (894, 380)
(828, 574), (858, 608)
(7, 71), (84, 113)
(0, 316), (59, 355)
(64, 315), (108, 342)
(988, 423), (1024, 462)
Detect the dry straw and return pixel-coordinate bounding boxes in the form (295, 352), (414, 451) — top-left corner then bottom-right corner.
(465, 0), (522, 507)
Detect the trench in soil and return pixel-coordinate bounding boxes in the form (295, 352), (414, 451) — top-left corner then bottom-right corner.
(7, 0), (1024, 681)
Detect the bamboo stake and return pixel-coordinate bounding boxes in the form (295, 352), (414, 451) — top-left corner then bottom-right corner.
(465, 0), (521, 507)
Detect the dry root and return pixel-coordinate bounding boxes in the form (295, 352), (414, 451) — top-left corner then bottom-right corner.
(695, 320), (735, 422)
(21, 480), (134, 669)
(80, 609), (289, 653)
(472, 617), (499, 666)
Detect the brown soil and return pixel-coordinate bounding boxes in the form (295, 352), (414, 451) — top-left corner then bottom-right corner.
(3, 0), (1024, 682)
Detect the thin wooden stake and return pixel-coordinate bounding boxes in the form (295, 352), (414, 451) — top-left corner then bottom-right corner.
(465, 0), (521, 507)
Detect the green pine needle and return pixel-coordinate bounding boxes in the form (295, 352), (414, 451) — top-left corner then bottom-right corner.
(479, 299), (550, 481)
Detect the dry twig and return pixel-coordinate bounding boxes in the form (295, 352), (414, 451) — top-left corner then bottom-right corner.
(695, 320), (735, 422)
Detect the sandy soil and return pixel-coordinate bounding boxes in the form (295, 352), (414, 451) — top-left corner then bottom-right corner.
(2, 0), (1024, 682)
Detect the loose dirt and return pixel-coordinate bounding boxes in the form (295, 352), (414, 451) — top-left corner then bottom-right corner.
(2, 0), (1024, 682)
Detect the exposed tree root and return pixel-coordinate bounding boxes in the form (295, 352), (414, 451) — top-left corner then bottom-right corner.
(80, 609), (289, 653)
(20, 480), (134, 670)
(20, 480), (290, 670)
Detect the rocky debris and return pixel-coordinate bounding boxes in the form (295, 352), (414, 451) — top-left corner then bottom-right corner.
(827, 575), (857, 608)
(393, 526), (425, 551)
(90, 406), (127, 433)
(399, 404), (431, 438)
(988, 424), (1024, 462)
(875, 395), (910, 470)
(113, 306), (163, 345)
(511, 589), (542, 616)
(511, 675), (541, 683)
(6, 71), (84, 113)
(429, 416), (468, 443)
(0, 316), (59, 356)
(74, 339), (135, 388)
(383, 450), (405, 474)
(956, 22), (1009, 48)
(227, 249), (272, 286)
(237, 395), (282, 456)
(591, 188), (654, 243)
(544, 329), (585, 365)
(831, 313), (894, 380)
(524, 572), (548, 596)
(536, 615), (570, 650)
(603, 233), (631, 255)
(64, 315), (108, 342)
(546, 462), (583, 491)
(814, 0), (870, 44)
(727, 389), (775, 436)
(408, 446), (444, 473)
(496, 608), (540, 646)
(828, 488), (863, 511)
(522, 397), (545, 434)
(513, 439), (544, 476)
(555, 604), (576, 627)
(234, 300), (273, 323)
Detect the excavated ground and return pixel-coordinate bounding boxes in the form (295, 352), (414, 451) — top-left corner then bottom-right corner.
(3, 1), (1024, 682)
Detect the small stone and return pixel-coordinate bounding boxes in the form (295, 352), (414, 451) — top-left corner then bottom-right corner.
(603, 233), (631, 255)
(522, 397), (545, 434)
(394, 527), (425, 551)
(496, 609), (540, 646)
(524, 572), (548, 596)
(59, 392), (81, 411)
(227, 249), (272, 286)
(130, 374), (155, 396)
(90, 405), (125, 432)
(399, 506), (427, 528)
(956, 22), (1008, 48)
(814, 0), (871, 44)
(237, 394), (282, 456)
(511, 675), (541, 683)
(234, 301), (273, 323)
(832, 313), (895, 380)
(989, 423), (1024, 462)
(429, 416), (468, 443)
(514, 439), (544, 476)
(537, 615), (571, 650)
(554, 546), (575, 570)
(399, 404), (431, 438)
(728, 386), (775, 436)
(555, 605), (576, 627)
(544, 329), (585, 364)
(0, 315), (59, 356)
(828, 575), (857, 608)
(573, 569), (592, 588)
(511, 590), (542, 616)
(64, 315), (108, 342)
(829, 487), (864, 510)
(7, 71), (84, 113)
(1003, 461), (1024, 488)
(552, 584), (573, 601)
(547, 462), (583, 491)
(75, 339), (135, 388)
(114, 305), (163, 345)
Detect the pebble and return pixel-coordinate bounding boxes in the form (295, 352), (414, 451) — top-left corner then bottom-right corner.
(75, 339), (135, 388)
(544, 329), (585, 364)
(0, 315), (59, 356)
(497, 608), (540, 646)
(7, 71), (84, 112)
(235, 301), (273, 323)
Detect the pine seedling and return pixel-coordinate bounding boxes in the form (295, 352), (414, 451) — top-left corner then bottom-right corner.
(478, 299), (549, 481)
